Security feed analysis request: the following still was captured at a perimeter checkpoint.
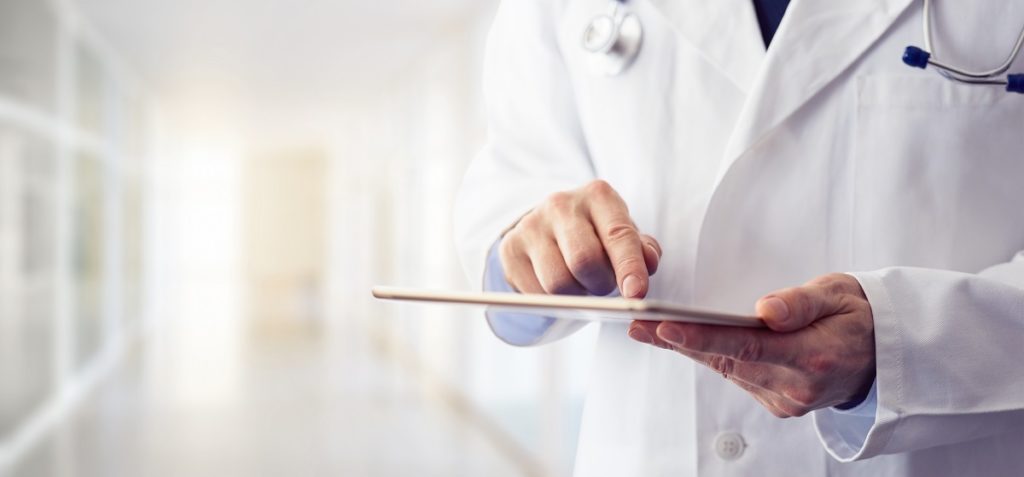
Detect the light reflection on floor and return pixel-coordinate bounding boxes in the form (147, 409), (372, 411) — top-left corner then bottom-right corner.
(10, 300), (530, 476)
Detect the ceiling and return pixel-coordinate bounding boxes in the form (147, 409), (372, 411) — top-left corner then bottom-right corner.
(73, 0), (492, 144)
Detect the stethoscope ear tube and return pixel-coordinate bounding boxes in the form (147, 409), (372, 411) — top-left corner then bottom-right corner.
(903, 45), (1024, 93)
(903, 0), (1024, 94)
(1009, 74), (1024, 94)
(902, 46), (931, 69)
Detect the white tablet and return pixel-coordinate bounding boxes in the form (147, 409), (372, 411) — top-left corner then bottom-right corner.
(371, 286), (763, 328)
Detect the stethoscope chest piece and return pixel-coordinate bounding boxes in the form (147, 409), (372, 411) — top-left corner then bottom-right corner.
(582, 1), (643, 76)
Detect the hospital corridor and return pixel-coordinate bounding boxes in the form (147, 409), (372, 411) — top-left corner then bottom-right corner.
(0, 0), (595, 476)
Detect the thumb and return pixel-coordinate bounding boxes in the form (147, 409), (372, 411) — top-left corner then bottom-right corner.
(755, 285), (842, 332)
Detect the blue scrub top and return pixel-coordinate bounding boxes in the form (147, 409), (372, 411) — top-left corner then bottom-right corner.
(752, 0), (791, 47)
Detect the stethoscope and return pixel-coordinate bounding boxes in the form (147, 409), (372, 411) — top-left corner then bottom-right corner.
(903, 0), (1024, 93)
(585, 0), (1024, 93)
(581, 0), (643, 76)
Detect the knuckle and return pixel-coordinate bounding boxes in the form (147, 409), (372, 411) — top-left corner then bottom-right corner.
(751, 371), (775, 390)
(544, 191), (575, 213)
(799, 353), (837, 375)
(734, 339), (763, 362)
(604, 222), (639, 243)
(565, 248), (603, 274)
(767, 406), (791, 419)
(774, 397), (811, 417)
(787, 405), (811, 418)
(613, 254), (645, 273)
(642, 235), (663, 256)
(807, 383), (827, 404)
(845, 294), (873, 316)
(584, 179), (615, 197)
(792, 290), (816, 320)
(808, 273), (835, 286)
(538, 269), (577, 295)
(786, 387), (818, 408)
(517, 211), (544, 232)
(823, 277), (849, 297)
(498, 236), (521, 263)
(836, 293), (871, 317)
(706, 355), (734, 376)
(834, 293), (855, 313)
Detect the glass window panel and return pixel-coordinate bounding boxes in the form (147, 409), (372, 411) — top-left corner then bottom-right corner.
(22, 169), (56, 278)
(122, 174), (143, 326)
(21, 145), (56, 178)
(73, 154), (106, 367)
(0, 0), (57, 112)
(118, 97), (146, 326)
(0, 125), (56, 440)
(74, 44), (108, 137)
(0, 288), (56, 439)
(123, 98), (148, 161)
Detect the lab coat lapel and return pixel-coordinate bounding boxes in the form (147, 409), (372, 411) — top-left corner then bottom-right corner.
(717, 0), (915, 182)
(646, 0), (765, 94)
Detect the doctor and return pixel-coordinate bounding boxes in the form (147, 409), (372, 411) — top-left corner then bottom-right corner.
(454, 0), (1024, 475)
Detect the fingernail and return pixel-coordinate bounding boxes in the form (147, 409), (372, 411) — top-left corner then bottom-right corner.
(628, 327), (653, 345)
(657, 325), (684, 345)
(762, 297), (790, 323)
(645, 242), (661, 258)
(622, 275), (642, 298)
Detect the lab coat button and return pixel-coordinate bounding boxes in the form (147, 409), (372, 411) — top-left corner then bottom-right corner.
(714, 432), (746, 461)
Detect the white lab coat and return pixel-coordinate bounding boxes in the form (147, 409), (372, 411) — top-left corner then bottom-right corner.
(454, 0), (1024, 475)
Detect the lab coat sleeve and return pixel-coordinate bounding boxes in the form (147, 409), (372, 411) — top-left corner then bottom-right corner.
(453, 0), (595, 344)
(813, 252), (1024, 462)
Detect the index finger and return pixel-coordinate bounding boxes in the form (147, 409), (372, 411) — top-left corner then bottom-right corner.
(584, 181), (649, 298)
(655, 322), (800, 367)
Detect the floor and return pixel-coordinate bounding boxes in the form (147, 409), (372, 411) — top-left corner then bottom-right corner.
(7, 310), (533, 477)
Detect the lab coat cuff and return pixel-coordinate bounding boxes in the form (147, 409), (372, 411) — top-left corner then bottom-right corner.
(812, 380), (877, 461)
(813, 271), (903, 462)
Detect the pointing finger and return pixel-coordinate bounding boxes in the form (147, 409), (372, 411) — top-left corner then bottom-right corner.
(584, 181), (649, 298)
(640, 234), (661, 276)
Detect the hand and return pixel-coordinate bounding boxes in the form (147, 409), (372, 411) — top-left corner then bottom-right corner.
(500, 180), (662, 298)
(627, 273), (876, 417)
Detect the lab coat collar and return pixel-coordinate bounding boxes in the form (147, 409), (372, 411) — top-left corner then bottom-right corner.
(646, 0), (766, 94)
(718, 0), (915, 181)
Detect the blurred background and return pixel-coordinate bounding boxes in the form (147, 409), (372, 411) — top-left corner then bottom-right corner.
(0, 0), (599, 475)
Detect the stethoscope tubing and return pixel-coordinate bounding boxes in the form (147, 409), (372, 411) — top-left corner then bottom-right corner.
(920, 0), (1024, 86)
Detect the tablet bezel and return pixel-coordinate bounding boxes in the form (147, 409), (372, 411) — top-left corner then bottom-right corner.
(371, 286), (763, 328)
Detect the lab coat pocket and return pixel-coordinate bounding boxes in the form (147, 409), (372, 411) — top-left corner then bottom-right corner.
(851, 75), (1024, 272)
